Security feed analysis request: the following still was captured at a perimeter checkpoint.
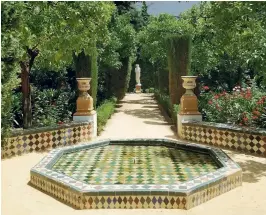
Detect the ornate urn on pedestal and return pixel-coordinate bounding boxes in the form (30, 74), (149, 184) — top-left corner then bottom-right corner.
(74, 78), (94, 116)
(73, 77), (97, 138)
(177, 76), (202, 138)
(179, 76), (200, 115)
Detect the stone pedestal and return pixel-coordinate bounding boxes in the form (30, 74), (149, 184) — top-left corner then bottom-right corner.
(135, 84), (141, 93)
(177, 76), (202, 138)
(73, 111), (97, 138)
(73, 78), (97, 138)
(177, 114), (202, 138)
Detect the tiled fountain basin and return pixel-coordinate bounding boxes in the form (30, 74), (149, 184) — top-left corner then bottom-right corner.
(30, 138), (242, 210)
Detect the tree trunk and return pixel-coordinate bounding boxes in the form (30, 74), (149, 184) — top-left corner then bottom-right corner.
(20, 61), (32, 129)
(20, 47), (39, 129)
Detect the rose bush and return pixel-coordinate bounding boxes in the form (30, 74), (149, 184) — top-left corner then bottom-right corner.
(199, 85), (266, 128)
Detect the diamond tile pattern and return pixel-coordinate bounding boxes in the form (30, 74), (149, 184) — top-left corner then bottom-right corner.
(182, 124), (266, 157)
(30, 139), (242, 210)
(30, 169), (242, 210)
(2, 123), (93, 159)
(52, 145), (219, 185)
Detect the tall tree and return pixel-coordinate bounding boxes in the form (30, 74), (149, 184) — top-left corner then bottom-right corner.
(166, 35), (192, 105)
(1, 2), (114, 128)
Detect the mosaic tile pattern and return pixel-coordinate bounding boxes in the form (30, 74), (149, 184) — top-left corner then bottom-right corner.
(30, 139), (242, 210)
(31, 173), (188, 209)
(52, 145), (219, 185)
(31, 173), (242, 210)
(2, 122), (93, 159)
(182, 123), (266, 157)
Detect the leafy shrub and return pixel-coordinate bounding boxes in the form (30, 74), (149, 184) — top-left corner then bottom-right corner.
(145, 88), (155, 93)
(199, 85), (266, 128)
(173, 104), (180, 119)
(154, 90), (181, 124)
(97, 97), (117, 134)
(148, 87), (155, 93)
(31, 87), (74, 127)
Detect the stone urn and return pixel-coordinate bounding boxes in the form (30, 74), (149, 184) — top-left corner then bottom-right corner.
(74, 78), (94, 116)
(179, 76), (200, 115)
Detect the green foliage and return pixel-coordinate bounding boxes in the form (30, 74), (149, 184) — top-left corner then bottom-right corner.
(1, 2), (23, 140)
(125, 56), (133, 94)
(166, 35), (192, 105)
(180, 2), (266, 86)
(110, 57), (133, 100)
(73, 50), (92, 78)
(90, 47), (98, 108)
(100, 12), (137, 69)
(154, 90), (180, 124)
(99, 11), (137, 100)
(145, 88), (155, 93)
(199, 85), (266, 128)
(97, 97), (117, 134)
(1, 1), (115, 129)
(157, 67), (169, 94)
(31, 87), (74, 127)
(154, 90), (172, 118)
(138, 14), (192, 66)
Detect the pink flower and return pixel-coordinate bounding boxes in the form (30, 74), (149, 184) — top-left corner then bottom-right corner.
(214, 95), (219, 99)
(203, 86), (209, 90)
(208, 100), (213, 104)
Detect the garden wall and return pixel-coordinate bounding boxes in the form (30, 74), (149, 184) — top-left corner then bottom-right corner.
(181, 121), (266, 157)
(1, 121), (94, 159)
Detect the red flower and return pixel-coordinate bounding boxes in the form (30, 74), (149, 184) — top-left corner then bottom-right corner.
(243, 117), (248, 122)
(214, 94), (219, 99)
(203, 86), (209, 90)
(215, 104), (221, 110)
(58, 121), (63, 125)
(257, 97), (266, 105)
(253, 110), (261, 116)
(252, 116), (258, 120)
(208, 100), (213, 104)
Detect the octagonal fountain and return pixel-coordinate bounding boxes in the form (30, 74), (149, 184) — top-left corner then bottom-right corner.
(30, 138), (242, 209)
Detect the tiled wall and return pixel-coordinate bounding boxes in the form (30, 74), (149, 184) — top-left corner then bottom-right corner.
(1, 122), (94, 159)
(30, 170), (241, 209)
(182, 122), (266, 157)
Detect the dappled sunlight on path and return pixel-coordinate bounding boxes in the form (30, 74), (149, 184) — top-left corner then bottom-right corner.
(99, 93), (176, 139)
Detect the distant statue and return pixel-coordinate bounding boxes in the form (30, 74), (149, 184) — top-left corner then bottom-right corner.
(135, 64), (141, 85)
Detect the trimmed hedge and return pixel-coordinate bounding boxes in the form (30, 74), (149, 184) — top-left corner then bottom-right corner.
(97, 97), (117, 134)
(154, 90), (179, 124)
(166, 35), (192, 106)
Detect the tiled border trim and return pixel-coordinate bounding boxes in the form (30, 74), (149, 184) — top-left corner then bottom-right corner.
(183, 121), (266, 136)
(8, 122), (93, 137)
(182, 122), (266, 157)
(2, 122), (94, 159)
(30, 138), (242, 209)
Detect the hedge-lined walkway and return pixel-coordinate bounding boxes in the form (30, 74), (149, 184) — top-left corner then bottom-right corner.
(99, 93), (175, 139)
(2, 93), (266, 215)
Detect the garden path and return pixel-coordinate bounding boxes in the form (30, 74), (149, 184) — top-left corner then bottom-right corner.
(99, 93), (175, 139)
(2, 93), (266, 215)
